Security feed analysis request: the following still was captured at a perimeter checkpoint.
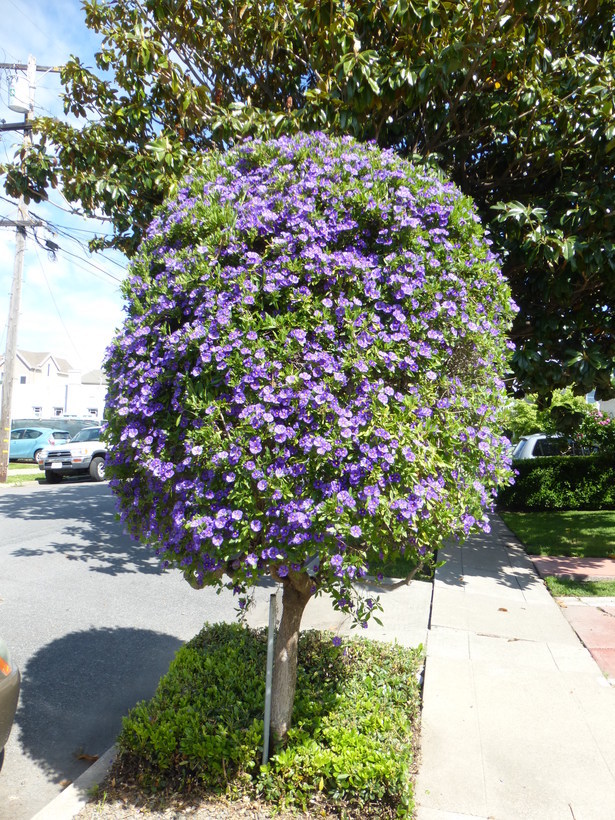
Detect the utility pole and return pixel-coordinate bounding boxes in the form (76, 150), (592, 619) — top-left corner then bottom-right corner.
(0, 55), (37, 482)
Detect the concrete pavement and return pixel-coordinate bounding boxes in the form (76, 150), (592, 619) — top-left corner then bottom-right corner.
(415, 515), (615, 820)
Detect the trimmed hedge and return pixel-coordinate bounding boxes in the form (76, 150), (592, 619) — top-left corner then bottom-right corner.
(115, 623), (423, 818)
(497, 455), (615, 511)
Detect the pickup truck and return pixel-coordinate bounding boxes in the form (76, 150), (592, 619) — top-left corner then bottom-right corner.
(39, 426), (107, 483)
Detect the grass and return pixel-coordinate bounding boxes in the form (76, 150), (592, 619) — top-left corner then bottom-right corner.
(103, 623), (423, 819)
(8, 461), (39, 471)
(4, 464), (42, 485)
(366, 550), (433, 581)
(499, 510), (615, 558)
(544, 576), (615, 597)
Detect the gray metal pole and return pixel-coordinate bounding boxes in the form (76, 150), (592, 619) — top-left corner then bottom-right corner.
(262, 591), (277, 765)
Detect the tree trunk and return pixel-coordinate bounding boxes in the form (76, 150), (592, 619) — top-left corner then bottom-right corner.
(269, 574), (312, 749)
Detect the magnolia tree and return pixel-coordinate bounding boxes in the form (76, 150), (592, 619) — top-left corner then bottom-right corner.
(104, 133), (514, 746)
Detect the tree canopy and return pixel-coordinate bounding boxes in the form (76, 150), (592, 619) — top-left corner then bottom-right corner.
(103, 132), (514, 742)
(3, 0), (615, 399)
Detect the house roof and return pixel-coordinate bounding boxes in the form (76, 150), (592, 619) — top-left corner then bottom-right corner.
(81, 369), (108, 385)
(0, 350), (75, 374)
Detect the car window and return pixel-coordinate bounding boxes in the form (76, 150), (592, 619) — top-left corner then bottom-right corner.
(512, 439), (527, 458)
(53, 431), (70, 439)
(10, 429), (24, 440)
(24, 429), (42, 440)
(534, 437), (569, 457)
(72, 428), (101, 442)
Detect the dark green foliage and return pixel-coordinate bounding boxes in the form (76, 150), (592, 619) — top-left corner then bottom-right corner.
(260, 635), (420, 816)
(498, 456), (615, 511)
(118, 623), (266, 790)
(4, 0), (615, 397)
(116, 623), (423, 817)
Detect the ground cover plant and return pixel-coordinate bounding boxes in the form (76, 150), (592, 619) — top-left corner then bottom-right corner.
(113, 623), (423, 819)
(500, 511), (615, 558)
(104, 131), (514, 745)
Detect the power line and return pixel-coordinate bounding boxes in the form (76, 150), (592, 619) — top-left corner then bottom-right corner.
(32, 241), (84, 367)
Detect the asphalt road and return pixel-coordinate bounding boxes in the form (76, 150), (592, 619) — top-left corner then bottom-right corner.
(0, 478), (273, 819)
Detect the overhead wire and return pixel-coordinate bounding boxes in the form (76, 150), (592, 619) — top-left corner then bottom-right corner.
(32, 240), (84, 367)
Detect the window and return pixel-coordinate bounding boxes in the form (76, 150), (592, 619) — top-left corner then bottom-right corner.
(32, 406), (42, 417)
(53, 407), (63, 417)
(534, 437), (570, 457)
(88, 408), (99, 417)
(20, 376), (26, 384)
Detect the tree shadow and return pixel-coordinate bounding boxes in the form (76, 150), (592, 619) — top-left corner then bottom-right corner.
(436, 515), (545, 594)
(1, 483), (161, 575)
(14, 626), (184, 785)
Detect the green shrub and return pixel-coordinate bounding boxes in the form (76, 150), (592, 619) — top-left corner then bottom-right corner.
(118, 622), (267, 790)
(260, 635), (420, 817)
(116, 624), (423, 817)
(497, 455), (615, 511)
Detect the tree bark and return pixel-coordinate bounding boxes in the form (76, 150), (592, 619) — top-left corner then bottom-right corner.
(269, 572), (313, 750)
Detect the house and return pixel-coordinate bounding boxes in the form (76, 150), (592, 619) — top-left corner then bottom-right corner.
(0, 350), (107, 420)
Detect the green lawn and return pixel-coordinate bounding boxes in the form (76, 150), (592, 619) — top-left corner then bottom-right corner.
(5, 463), (41, 485)
(500, 510), (615, 558)
(544, 576), (615, 597)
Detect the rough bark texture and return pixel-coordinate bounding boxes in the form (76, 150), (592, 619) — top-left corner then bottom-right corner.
(269, 573), (313, 748)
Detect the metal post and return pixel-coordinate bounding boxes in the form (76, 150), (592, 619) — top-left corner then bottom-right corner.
(262, 591), (277, 765)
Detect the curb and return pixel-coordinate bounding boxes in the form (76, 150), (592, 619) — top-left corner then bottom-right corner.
(31, 746), (117, 819)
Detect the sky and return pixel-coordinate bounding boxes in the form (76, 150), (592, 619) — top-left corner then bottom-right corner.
(0, 0), (127, 373)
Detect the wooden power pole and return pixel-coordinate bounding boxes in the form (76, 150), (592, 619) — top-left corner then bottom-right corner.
(0, 56), (36, 482)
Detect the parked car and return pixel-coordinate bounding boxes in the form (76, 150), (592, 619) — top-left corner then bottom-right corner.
(0, 637), (20, 772)
(9, 427), (71, 463)
(39, 426), (107, 483)
(512, 433), (589, 460)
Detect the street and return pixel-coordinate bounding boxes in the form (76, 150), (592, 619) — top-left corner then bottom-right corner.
(0, 479), (273, 819)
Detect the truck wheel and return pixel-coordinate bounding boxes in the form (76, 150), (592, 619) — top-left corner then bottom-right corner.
(45, 471), (62, 484)
(89, 457), (106, 482)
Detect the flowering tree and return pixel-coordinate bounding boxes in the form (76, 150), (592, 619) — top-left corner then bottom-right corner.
(104, 133), (514, 746)
(577, 408), (615, 454)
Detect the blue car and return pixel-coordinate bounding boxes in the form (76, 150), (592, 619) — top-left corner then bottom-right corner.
(9, 427), (71, 463)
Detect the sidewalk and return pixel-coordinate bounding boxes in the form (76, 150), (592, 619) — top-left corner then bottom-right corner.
(415, 515), (615, 820)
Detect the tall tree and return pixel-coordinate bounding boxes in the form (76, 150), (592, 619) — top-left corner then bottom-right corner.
(3, 0), (615, 398)
(104, 132), (513, 744)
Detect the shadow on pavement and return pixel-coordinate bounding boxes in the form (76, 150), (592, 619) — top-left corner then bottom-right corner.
(1, 483), (161, 576)
(15, 626), (183, 784)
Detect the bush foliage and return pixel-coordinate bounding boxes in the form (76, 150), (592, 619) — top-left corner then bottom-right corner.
(104, 132), (514, 620)
(498, 456), (615, 511)
(116, 623), (423, 818)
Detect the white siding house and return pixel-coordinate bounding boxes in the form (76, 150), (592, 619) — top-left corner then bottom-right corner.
(0, 350), (107, 420)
